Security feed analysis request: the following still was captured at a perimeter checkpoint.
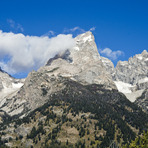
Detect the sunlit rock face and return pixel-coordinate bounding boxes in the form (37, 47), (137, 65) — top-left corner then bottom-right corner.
(114, 50), (148, 85)
(101, 50), (148, 112)
(45, 31), (116, 89)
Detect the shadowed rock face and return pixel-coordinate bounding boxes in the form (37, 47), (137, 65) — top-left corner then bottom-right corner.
(46, 49), (73, 66)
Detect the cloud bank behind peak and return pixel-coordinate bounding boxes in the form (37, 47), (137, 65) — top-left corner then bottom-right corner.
(99, 48), (124, 60)
(0, 30), (75, 75)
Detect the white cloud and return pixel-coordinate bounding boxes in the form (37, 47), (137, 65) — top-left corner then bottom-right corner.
(42, 30), (55, 37)
(64, 26), (86, 34)
(0, 30), (75, 74)
(7, 19), (24, 32)
(89, 27), (96, 31)
(100, 48), (124, 60)
(64, 26), (96, 36)
(70, 27), (85, 33)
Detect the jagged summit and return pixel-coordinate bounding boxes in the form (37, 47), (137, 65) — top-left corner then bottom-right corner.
(141, 49), (148, 55)
(47, 31), (100, 65)
(100, 50), (148, 110)
(75, 31), (94, 42)
(45, 31), (115, 88)
(75, 31), (94, 40)
(114, 50), (148, 85)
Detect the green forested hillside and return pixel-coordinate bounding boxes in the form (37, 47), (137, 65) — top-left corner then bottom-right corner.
(0, 79), (148, 148)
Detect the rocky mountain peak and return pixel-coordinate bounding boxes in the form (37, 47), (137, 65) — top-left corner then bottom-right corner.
(134, 50), (148, 61)
(45, 31), (116, 89)
(141, 49), (148, 56)
(106, 50), (148, 109)
(75, 31), (94, 41)
(46, 31), (99, 66)
(114, 50), (148, 85)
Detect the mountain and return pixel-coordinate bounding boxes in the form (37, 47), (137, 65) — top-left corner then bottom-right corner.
(45, 31), (116, 89)
(0, 31), (116, 118)
(112, 50), (148, 112)
(0, 77), (148, 148)
(0, 32), (147, 148)
(100, 50), (148, 112)
(114, 50), (148, 85)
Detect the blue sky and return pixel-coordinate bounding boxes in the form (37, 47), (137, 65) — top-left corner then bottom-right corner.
(0, 0), (148, 78)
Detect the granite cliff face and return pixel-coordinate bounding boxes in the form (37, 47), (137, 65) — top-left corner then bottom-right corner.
(45, 31), (116, 89)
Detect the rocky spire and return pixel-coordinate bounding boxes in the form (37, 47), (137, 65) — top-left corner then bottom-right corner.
(44, 31), (116, 88)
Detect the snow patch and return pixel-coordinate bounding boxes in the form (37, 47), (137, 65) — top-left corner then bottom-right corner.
(124, 89), (144, 102)
(137, 56), (143, 60)
(118, 61), (128, 66)
(114, 81), (145, 102)
(138, 77), (148, 84)
(83, 35), (92, 42)
(0, 82), (24, 108)
(74, 47), (79, 51)
(114, 81), (133, 94)
(101, 58), (111, 63)
(12, 83), (24, 89)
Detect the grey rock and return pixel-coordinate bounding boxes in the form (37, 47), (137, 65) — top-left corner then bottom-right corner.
(0, 70), (24, 116)
(45, 31), (116, 89)
(135, 90), (148, 112)
(101, 56), (115, 75)
(114, 50), (148, 85)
